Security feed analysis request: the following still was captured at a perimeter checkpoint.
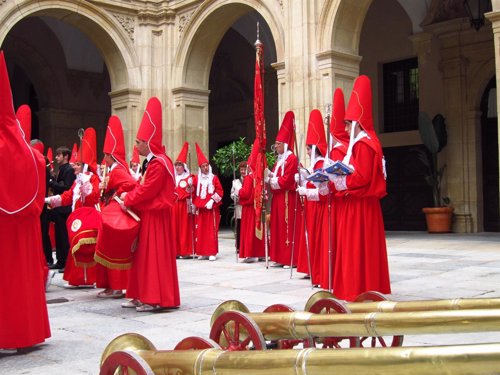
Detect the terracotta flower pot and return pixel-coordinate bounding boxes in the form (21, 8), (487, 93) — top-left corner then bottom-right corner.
(422, 206), (454, 233)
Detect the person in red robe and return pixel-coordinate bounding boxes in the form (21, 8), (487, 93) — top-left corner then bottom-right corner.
(192, 143), (224, 261)
(296, 109), (329, 285)
(328, 76), (391, 301)
(46, 128), (100, 287)
(0, 51), (51, 350)
(95, 116), (137, 298)
(174, 142), (195, 259)
(129, 145), (142, 181)
(320, 88), (349, 291)
(267, 111), (302, 268)
(119, 97), (180, 312)
(237, 141), (265, 262)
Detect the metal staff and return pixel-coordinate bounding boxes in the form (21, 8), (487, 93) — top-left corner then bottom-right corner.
(231, 143), (239, 261)
(290, 120), (313, 287)
(324, 103), (333, 292)
(188, 150), (196, 261)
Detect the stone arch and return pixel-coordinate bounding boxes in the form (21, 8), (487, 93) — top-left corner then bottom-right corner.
(318, 0), (372, 55)
(173, 0), (284, 90)
(0, 0), (141, 93)
(169, 0), (284, 153)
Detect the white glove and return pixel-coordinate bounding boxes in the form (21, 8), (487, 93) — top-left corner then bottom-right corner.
(299, 167), (309, 180)
(332, 175), (347, 191)
(80, 181), (93, 197)
(296, 186), (307, 196)
(187, 177), (193, 186)
(270, 177), (280, 190)
(318, 182), (330, 196)
(306, 188), (319, 201)
(205, 199), (214, 210)
(294, 173), (299, 183)
(264, 168), (273, 183)
(44, 197), (50, 204)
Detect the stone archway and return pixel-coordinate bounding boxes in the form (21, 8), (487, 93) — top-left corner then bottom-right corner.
(0, 0), (141, 157)
(171, 0), (284, 158)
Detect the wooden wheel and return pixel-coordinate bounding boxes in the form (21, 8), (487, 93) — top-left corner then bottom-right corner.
(210, 300), (250, 327)
(355, 291), (404, 347)
(209, 311), (266, 351)
(304, 290), (335, 312)
(100, 350), (153, 375)
(307, 297), (360, 348)
(174, 336), (220, 350)
(262, 304), (309, 349)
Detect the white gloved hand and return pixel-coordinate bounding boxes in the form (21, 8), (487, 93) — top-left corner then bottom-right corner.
(294, 173), (299, 183)
(270, 177), (280, 190)
(205, 199), (214, 210)
(44, 197), (50, 204)
(296, 186), (307, 196)
(299, 167), (309, 180)
(80, 181), (93, 197)
(187, 177), (193, 186)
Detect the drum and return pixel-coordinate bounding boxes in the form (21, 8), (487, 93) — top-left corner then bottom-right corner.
(95, 200), (140, 270)
(67, 207), (102, 267)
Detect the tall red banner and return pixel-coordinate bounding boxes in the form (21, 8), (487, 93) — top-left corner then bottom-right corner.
(254, 39), (266, 240)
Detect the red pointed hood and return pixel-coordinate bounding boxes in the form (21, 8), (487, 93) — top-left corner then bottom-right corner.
(131, 145), (140, 164)
(70, 143), (78, 164)
(47, 147), (54, 171)
(32, 140), (44, 155)
(103, 115), (128, 170)
(78, 127), (97, 173)
(276, 111), (295, 152)
(137, 97), (163, 155)
(306, 109), (327, 157)
(0, 50), (40, 214)
(176, 142), (189, 164)
(331, 88), (349, 145)
(195, 142), (209, 166)
(16, 104), (31, 142)
(345, 75), (374, 134)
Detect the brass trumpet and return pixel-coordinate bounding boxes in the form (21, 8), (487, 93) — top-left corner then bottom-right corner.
(100, 333), (500, 375)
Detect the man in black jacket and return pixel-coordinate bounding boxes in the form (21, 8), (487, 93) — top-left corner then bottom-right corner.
(48, 146), (75, 271)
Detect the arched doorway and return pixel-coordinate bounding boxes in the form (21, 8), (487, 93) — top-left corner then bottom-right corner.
(481, 77), (499, 232)
(0, 2), (140, 160)
(2, 15), (110, 155)
(208, 11), (278, 225)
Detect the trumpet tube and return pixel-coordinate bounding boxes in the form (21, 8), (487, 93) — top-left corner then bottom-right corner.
(100, 335), (500, 375)
(244, 309), (500, 340)
(346, 297), (500, 313)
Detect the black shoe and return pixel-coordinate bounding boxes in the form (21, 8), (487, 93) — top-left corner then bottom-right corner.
(49, 263), (63, 270)
(57, 268), (65, 273)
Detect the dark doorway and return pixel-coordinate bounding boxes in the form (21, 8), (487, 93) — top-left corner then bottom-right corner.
(381, 145), (433, 231)
(481, 78), (499, 232)
(208, 11), (278, 227)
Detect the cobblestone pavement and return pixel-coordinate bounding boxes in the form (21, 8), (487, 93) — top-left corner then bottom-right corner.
(1, 230), (500, 374)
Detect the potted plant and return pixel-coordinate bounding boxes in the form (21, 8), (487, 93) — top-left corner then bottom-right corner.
(417, 112), (453, 233)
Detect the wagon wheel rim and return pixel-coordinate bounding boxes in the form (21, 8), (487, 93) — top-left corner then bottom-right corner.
(354, 291), (404, 347)
(304, 290), (335, 312)
(263, 304), (304, 349)
(210, 300), (250, 327)
(209, 311), (266, 351)
(308, 297), (360, 348)
(174, 336), (221, 350)
(100, 350), (154, 375)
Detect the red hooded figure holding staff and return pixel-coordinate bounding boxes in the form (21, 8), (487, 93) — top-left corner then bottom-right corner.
(119, 97), (180, 312)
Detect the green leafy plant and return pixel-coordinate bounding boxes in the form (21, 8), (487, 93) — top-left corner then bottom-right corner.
(416, 112), (450, 207)
(212, 137), (276, 177)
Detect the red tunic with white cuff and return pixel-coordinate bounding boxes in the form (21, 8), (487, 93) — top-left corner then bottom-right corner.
(192, 173), (224, 257)
(174, 172), (194, 257)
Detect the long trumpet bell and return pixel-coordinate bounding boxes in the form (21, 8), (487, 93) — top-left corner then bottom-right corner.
(100, 334), (500, 375)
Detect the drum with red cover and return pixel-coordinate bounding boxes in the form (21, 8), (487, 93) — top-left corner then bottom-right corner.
(66, 207), (102, 267)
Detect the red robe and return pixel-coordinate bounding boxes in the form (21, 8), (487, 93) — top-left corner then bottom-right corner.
(0, 148), (51, 348)
(333, 137), (391, 301)
(124, 158), (180, 307)
(320, 143), (347, 290)
(269, 152), (302, 266)
(238, 174), (265, 259)
(192, 173), (223, 256)
(174, 173), (194, 257)
(60, 173), (100, 286)
(96, 164), (137, 290)
(297, 159), (327, 285)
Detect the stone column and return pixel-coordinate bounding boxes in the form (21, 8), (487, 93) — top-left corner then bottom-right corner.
(486, 8), (500, 227)
(171, 87), (210, 170)
(109, 88), (142, 161)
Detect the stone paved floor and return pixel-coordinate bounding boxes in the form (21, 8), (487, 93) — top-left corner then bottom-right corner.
(1, 230), (500, 374)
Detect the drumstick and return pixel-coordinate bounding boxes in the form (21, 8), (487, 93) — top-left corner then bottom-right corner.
(113, 196), (141, 222)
